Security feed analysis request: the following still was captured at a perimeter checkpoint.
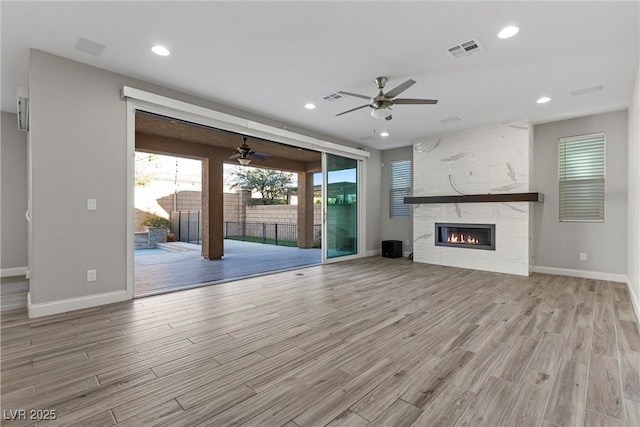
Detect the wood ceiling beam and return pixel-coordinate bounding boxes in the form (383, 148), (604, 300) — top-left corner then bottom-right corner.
(135, 133), (308, 172)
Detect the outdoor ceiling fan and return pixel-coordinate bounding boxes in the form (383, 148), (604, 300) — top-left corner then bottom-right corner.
(336, 76), (438, 121)
(229, 137), (271, 166)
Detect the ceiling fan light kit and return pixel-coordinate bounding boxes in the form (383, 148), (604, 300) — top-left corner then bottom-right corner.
(370, 108), (392, 120)
(336, 76), (438, 120)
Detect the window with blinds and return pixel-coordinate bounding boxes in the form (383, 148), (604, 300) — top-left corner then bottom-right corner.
(558, 132), (605, 222)
(389, 160), (411, 218)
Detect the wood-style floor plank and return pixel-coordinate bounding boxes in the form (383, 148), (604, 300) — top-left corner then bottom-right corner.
(454, 376), (514, 426)
(586, 353), (625, 421)
(584, 410), (626, 427)
(369, 399), (422, 427)
(619, 350), (640, 402)
(1, 257), (638, 427)
(293, 358), (398, 427)
(492, 335), (538, 384)
(543, 359), (588, 426)
(411, 383), (473, 427)
(499, 370), (553, 427)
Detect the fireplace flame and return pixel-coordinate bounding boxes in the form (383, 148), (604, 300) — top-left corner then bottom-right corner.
(447, 233), (479, 244)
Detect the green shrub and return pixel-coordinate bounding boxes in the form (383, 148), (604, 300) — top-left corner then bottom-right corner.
(141, 214), (171, 229)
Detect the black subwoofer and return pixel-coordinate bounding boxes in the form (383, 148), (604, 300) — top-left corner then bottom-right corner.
(382, 240), (403, 258)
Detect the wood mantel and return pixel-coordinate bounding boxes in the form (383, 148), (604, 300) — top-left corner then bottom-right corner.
(404, 192), (543, 204)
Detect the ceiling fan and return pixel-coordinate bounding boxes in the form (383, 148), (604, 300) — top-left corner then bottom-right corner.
(336, 76), (438, 121)
(229, 137), (271, 166)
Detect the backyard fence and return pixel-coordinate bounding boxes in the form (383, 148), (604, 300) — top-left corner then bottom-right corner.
(170, 211), (321, 248)
(224, 222), (322, 248)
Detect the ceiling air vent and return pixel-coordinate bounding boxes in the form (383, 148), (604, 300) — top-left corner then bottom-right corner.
(447, 38), (483, 59)
(323, 93), (344, 102)
(570, 85), (603, 97)
(75, 37), (106, 57)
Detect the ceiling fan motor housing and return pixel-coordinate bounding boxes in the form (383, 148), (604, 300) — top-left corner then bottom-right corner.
(374, 76), (388, 89)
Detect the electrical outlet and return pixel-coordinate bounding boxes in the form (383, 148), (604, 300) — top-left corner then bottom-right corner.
(580, 252), (587, 262)
(87, 269), (97, 282)
(87, 198), (97, 211)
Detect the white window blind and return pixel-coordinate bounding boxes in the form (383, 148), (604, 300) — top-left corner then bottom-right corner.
(389, 160), (411, 218)
(558, 132), (605, 222)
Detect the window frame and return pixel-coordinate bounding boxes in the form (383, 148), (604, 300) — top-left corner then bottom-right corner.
(388, 159), (412, 219)
(558, 132), (606, 223)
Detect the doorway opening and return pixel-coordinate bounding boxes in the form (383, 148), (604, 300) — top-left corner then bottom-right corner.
(133, 111), (324, 297)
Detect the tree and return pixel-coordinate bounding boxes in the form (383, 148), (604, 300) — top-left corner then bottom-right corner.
(228, 167), (294, 203)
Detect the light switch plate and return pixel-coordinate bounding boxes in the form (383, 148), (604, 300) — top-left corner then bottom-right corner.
(87, 199), (97, 211)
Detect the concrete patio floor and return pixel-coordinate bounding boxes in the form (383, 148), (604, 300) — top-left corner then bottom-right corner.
(135, 239), (321, 297)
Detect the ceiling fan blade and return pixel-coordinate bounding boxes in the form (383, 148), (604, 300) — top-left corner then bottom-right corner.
(251, 153), (266, 161)
(384, 79), (416, 98)
(336, 104), (370, 116)
(337, 91), (371, 100)
(229, 153), (241, 159)
(393, 98), (438, 105)
(252, 151), (272, 157)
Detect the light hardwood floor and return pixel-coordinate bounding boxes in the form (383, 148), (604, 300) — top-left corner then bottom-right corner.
(2, 257), (639, 426)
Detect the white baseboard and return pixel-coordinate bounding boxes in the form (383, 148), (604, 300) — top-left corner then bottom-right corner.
(531, 266), (627, 283)
(366, 249), (381, 257)
(1, 267), (28, 278)
(626, 277), (640, 323)
(27, 290), (129, 318)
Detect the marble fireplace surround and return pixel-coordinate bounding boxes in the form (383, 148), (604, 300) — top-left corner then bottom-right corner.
(412, 121), (537, 276)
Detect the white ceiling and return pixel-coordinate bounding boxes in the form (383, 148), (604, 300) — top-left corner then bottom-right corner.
(2, 1), (638, 150)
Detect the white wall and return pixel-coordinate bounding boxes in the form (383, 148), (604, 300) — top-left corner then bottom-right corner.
(628, 65), (640, 314)
(28, 50), (381, 311)
(533, 110), (628, 277)
(381, 146), (413, 255)
(1, 112), (28, 275)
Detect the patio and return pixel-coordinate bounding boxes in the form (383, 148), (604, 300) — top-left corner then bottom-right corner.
(135, 239), (321, 297)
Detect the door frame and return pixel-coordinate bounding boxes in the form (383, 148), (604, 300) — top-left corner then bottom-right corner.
(124, 87), (370, 298)
(321, 153), (365, 264)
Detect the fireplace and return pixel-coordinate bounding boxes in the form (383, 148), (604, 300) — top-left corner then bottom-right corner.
(435, 223), (495, 250)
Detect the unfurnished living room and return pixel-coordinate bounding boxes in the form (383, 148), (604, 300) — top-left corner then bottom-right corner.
(1, 2), (639, 426)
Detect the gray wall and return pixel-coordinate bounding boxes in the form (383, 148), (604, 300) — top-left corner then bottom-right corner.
(533, 110), (628, 274)
(381, 146), (413, 255)
(28, 50), (382, 305)
(1, 112), (28, 272)
(628, 65), (640, 311)
(365, 149), (382, 255)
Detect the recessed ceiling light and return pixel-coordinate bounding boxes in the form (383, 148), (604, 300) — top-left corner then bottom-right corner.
(304, 103), (316, 110)
(498, 26), (520, 39)
(536, 96), (551, 104)
(380, 131), (390, 137)
(151, 45), (170, 56)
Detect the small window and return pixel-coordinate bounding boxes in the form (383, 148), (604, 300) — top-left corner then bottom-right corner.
(558, 132), (605, 222)
(389, 160), (411, 218)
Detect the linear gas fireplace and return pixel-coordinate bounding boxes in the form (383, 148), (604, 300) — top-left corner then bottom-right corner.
(435, 223), (496, 251)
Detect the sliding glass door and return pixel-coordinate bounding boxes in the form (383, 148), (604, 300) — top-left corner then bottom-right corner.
(323, 153), (359, 260)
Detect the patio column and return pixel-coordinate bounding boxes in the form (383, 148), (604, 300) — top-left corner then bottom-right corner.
(236, 186), (252, 223)
(202, 157), (224, 259)
(297, 172), (315, 248)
